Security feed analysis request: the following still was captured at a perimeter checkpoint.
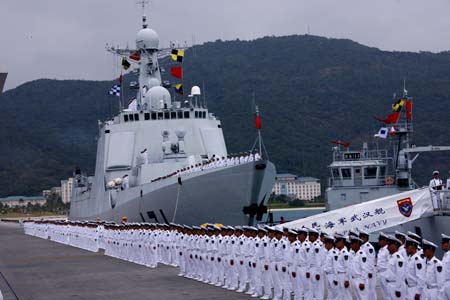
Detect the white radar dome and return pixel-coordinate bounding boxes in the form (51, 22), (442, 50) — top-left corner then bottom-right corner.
(191, 86), (201, 96)
(136, 28), (159, 50)
(145, 86), (171, 109)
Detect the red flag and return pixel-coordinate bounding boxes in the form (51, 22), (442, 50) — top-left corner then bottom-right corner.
(389, 126), (396, 137)
(406, 100), (413, 120)
(129, 52), (140, 61)
(331, 140), (351, 148)
(255, 114), (262, 129)
(171, 66), (183, 79)
(373, 112), (400, 124)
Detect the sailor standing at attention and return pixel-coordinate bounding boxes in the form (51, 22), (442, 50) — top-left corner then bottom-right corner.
(359, 230), (377, 300)
(323, 235), (339, 300)
(335, 234), (352, 300)
(349, 236), (369, 300)
(429, 170), (444, 208)
(379, 236), (405, 300)
(440, 234), (450, 300)
(423, 239), (444, 300)
(404, 237), (425, 300)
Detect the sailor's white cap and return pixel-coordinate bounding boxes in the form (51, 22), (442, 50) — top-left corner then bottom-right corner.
(441, 234), (450, 241)
(324, 235), (335, 242)
(349, 229), (359, 237)
(308, 228), (319, 235)
(407, 231), (422, 240)
(248, 226), (258, 232)
(379, 232), (390, 239)
(349, 236), (363, 244)
(359, 230), (370, 237)
(387, 235), (402, 245)
(394, 230), (407, 238)
(433, 170), (440, 175)
(422, 239), (438, 249)
(405, 237), (420, 246)
(288, 229), (297, 235)
(296, 227), (308, 234)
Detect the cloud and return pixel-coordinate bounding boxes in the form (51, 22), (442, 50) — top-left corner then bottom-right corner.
(1, 0), (449, 90)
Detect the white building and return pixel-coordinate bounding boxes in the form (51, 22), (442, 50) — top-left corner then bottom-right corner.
(0, 196), (47, 208)
(272, 173), (321, 201)
(61, 178), (74, 204)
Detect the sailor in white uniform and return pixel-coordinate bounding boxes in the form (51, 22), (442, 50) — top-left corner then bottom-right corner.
(379, 235), (405, 300)
(335, 234), (352, 300)
(395, 231), (408, 259)
(323, 235), (339, 300)
(423, 239), (444, 300)
(441, 234), (450, 300)
(359, 230), (376, 300)
(429, 170), (444, 209)
(404, 237), (425, 300)
(349, 236), (369, 300)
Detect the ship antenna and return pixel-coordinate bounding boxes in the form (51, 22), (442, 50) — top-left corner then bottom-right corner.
(403, 78), (408, 97)
(137, 0), (150, 28)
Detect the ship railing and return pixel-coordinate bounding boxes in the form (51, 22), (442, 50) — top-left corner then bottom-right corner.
(430, 190), (450, 214)
(333, 149), (391, 162)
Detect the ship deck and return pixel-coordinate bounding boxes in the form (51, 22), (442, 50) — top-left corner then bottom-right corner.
(0, 222), (252, 300)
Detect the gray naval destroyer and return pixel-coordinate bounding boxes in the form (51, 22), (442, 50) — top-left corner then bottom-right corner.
(326, 88), (450, 243)
(69, 13), (276, 226)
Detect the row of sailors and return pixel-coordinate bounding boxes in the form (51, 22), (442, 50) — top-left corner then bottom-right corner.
(150, 152), (262, 183)
(23, 221), (450, 300)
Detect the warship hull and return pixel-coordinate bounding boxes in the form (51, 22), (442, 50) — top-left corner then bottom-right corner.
(70, 160), (276, 225)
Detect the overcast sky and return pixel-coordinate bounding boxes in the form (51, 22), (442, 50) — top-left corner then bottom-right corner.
(1, 0), (450, 90)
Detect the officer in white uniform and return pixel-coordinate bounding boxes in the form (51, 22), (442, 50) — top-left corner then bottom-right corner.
(359, 230), (376, 300)
(429, 170), (444, 208)
(441, 234), (450, 300)
(379, 235), (405, 300)
(404, 237), (425, 300)
(395, 231), (408, 259)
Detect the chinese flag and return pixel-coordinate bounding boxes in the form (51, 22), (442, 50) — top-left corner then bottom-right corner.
(255, 114), (262, 129)
(171, 66), (183, 79)
(406, 100), (413, 120)
(129, 52), (140, 61)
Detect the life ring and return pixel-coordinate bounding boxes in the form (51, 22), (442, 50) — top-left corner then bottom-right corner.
(385, 176), (395, 185)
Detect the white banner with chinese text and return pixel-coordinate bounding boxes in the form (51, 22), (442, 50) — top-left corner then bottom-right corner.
(276, 188), (434, 235)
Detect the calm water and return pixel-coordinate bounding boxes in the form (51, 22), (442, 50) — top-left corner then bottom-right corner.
(259, 208), (325, 224)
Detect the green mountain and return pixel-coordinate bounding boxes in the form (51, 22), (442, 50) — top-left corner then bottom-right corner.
(1, 35), (450, 197)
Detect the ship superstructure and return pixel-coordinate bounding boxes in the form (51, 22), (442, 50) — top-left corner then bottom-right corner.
(69, 10), (276, 225)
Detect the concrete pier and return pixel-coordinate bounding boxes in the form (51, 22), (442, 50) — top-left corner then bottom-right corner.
(0, 222), (252, 300)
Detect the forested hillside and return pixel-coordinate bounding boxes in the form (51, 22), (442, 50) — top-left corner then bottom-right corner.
(1, 34), (450, 196)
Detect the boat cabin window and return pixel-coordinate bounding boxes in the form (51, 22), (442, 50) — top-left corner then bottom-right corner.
(341, 168), (352, 180)
(151, 112), (157, 120)
(364, 167), (377, 179)
(202, 111), (206, 118)
(195, 111), (199, 118)
(184, 111), (190, 119)
(144, 113), (150, 120)
(129, 114), (134, 121)
(332, 168), (339, 178)
(171, 112), (176, 119)
(177, 111), (183, 119)
(379, 166), (386, 176)
(164, 112), (170, 119)
(124, 115), (129, 122)
(134, 113), (139, 121)
(157, 112), (163, 120)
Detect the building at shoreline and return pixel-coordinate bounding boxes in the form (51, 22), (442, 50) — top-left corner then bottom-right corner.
(0, 196), (47, 208)
(61, 178), (74, 204)
(272, 173), (321, 200)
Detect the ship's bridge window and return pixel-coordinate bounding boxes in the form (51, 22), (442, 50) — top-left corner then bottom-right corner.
(195, 111), (199, 118)
(177, 111), (183, 119)
(144, 113), (150, 120)
(171, 112), (176, 119)
(332, 168), (339, 178)
(129, 114), (134, 121)
(341, 168), (352, 180)
(202, 111), (206, 118)
(379, 166), (386, 176)
(184, 111), (190, 118)
(151, 112), (157, 120)
(134, 113), (139, 121)
(158, 112), (163, 120)
(364, 167), (377, 179)
(164, 111), (170, 119)
(124, 115), (129, 122)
